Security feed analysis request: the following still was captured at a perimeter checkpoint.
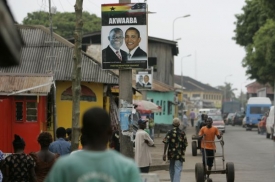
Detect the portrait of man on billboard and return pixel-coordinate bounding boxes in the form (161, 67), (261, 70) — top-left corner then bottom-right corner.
(102, 28), (128, 63)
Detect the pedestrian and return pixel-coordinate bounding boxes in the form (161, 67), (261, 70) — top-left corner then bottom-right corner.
(195, 114), (205, 134)
(110, 127), (120, 152)
(189, 109), (195, 127)
(29, 132), (59, 182)
(135, 119), (154, 173)
(70, 134), (88, 155)
(198, 117), (223, 181)
(163, 118), (188, 182)
(181, 111), (188, 132)
(49, 127), (71, 156)
(2, 134), (36, 182)
(65, 128), (72, 141)
(0, 150), (4, 182)
(147, 115), (155, 141)
(45, 107), (141, 182)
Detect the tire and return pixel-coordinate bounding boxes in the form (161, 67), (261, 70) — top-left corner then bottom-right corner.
(266, 133), (270, 139)
(192, 141), (197, 156)
(195, 163), (205, 182)
(226, 162), (235, 182)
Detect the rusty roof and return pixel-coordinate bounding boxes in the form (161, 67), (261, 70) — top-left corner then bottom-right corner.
(0, 25), (118, 84)
(0, 74), (53, 95)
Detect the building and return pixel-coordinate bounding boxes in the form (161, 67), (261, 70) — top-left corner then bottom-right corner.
(246, 81), (274, 102)
(174, 75), (223, 109)
(0, 25), (118, 153)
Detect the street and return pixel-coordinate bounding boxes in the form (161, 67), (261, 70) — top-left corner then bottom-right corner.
(151, 125), (275, 182)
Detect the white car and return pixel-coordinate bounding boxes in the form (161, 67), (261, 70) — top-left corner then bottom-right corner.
(209, 114), (225, 133)
(265, 106), (274, 139)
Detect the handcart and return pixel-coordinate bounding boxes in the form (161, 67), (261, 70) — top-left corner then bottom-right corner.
(191, 134), (202, 156)
(195, 136), (235, 182)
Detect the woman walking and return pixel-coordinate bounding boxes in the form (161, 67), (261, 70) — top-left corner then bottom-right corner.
(2, 134), (36, 182)
(30, 132), (59, 182)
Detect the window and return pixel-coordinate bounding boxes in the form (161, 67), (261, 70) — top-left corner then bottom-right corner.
(156, 101), (159, 115)
(14, 96), (38, 123)
(15, 102), (23, 121)
(163, 101), (166, 115)
(192, 94), (200, 98)
(168, 102), (172, 115)
(26, 102), (37, 122)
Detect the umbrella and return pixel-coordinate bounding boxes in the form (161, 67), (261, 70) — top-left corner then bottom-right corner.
(133, 100), (162, 114)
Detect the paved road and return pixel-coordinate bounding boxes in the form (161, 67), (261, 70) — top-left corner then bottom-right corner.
(150, 125), (275, 182)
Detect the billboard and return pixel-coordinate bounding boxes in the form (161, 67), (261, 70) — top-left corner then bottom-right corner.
(101, 3), (148, 70)
(136, 70), (152, 90)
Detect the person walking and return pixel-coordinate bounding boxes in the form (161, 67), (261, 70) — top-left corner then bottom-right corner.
(49, 127), (71, 156)
(163, 118), (188, 182)
(147, 115), (155, 141)
(189, 109), (196, 127)
(2, 135), (36, 182)
(198, 117), (223, 181)
(181, 111), (189, 132)
(45, 107), (141, 182)
(29, 132), (59, 182)
(135, 119), (154, 173)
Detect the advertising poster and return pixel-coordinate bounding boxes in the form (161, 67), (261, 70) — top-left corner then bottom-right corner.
(136, 70), (152, 90)
(101, 3), (148, 70)
(119, 108), (132, 131)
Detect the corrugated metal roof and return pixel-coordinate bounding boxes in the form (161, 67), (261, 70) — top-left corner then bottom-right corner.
(0, 25), (118, 84)
(0, 74), (53, 95)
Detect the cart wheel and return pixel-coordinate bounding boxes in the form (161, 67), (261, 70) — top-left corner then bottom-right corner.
(226, 162), (235, 182)
(195, 163), (205, 182)
(192, 141), (197, 156)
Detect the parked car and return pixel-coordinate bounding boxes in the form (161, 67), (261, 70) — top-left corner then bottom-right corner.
(225, 113), (235, 125)
(232, 112), (245, 126)
(265, 106), (274, 139)
(208, 114), (225, 133)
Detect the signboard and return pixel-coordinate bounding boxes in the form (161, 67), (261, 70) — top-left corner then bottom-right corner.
(101, 3), (148, 70)
(136, 70), (152, 89)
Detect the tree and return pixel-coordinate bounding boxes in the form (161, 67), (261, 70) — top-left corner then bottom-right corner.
(233, 0), (275, 85)
(23, 11), (101, 38)
(217, 82), (237, 101)
(71, 0), (83, 151)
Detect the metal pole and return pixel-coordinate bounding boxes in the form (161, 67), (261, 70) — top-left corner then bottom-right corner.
(49, 0), (57, 139)
(172, 15), (190, 40)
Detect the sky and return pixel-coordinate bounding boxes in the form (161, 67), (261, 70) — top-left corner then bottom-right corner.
(7, 0), (251, 96)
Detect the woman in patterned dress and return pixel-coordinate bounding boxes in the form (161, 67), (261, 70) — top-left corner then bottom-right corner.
(2, 135), (36, 182)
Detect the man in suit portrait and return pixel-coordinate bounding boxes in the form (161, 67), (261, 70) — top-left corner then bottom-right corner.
(125, 27), (147, 60)
(136, 75), (144, 89)
(143, 75), (151, 88)
(102, 28), (128, 63)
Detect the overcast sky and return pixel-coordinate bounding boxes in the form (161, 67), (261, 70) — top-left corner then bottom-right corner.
(8, 0), (250, 96)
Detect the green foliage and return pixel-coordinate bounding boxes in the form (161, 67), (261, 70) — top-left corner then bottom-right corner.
(233, 0), (275, 85)
(23, 11), (101, 38)
(217, 82), (237, 101)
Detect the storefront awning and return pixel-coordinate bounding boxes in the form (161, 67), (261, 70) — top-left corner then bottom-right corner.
(0, 74), (53, 96)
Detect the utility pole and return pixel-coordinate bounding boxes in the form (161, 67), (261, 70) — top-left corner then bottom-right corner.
(71, 0), (83, 151)
(48, 0), (57, 139)
(118, 0), (134, 158)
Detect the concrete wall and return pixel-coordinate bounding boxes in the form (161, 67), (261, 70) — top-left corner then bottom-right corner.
(56, 81), (104, 129)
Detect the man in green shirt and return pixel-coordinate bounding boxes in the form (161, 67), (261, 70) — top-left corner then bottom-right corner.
(45, 107), (141, 182)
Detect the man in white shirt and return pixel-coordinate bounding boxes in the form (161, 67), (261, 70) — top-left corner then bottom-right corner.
(135, 119), (154, 173)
